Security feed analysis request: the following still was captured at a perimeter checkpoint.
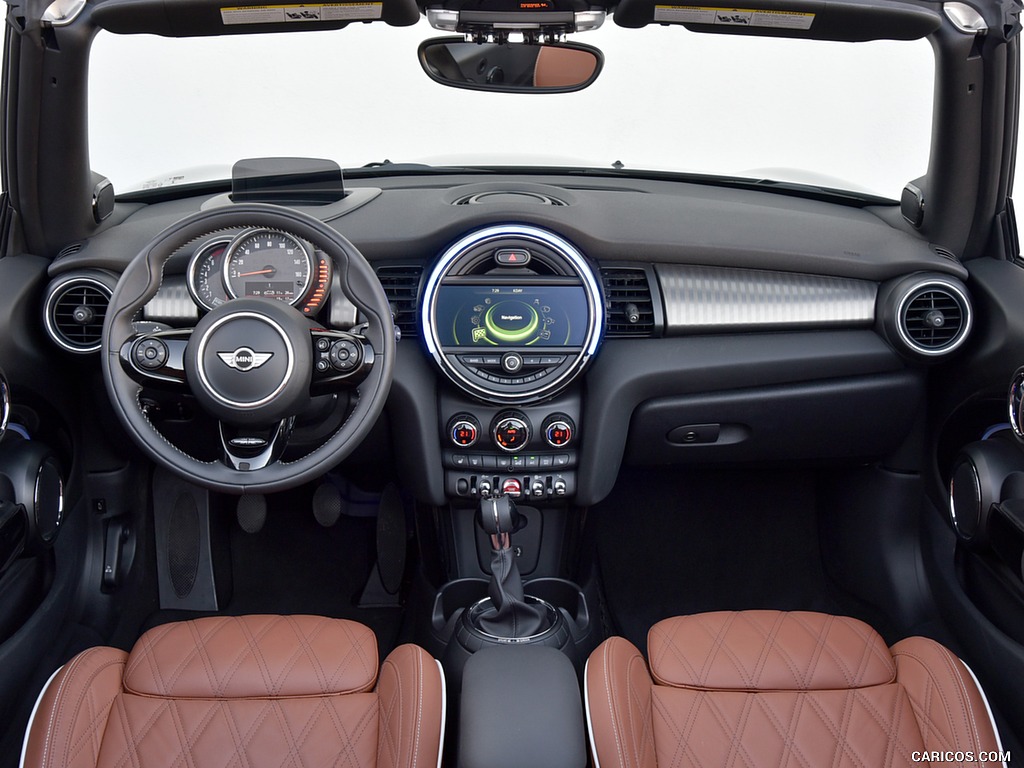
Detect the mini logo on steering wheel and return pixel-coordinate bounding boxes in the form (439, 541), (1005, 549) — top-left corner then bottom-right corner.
(217, 347), (273, 372)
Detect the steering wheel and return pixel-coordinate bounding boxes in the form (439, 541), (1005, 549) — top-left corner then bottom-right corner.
(101, 204), (395, 494)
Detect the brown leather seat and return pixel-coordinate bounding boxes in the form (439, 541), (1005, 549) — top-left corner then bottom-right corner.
(21, 615), (444, 768)
(586, 610), (1005, 768)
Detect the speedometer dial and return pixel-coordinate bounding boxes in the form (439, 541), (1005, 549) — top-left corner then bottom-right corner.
(224, 229), (313, 306)
(187, 239), (231, 311)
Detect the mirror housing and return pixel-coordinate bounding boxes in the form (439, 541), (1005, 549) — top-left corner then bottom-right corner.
(419, 38), (603, 93)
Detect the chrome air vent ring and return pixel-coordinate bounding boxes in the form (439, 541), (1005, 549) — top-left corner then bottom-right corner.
(421, 225), (603, 404)
(44, 271), (116, 354)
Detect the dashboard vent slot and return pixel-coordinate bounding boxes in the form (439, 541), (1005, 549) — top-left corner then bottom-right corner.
(602, 268), (655, 337)
(44, 276), (113, 354)
(899, 282), (971, 355)
(376, 265), (422, 338)
(453, 191), (566, 206)
(56, 242), (84, 260)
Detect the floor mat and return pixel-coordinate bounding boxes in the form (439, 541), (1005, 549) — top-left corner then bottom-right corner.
(145, 485), (405, 658)
(591, 466), (876, 655)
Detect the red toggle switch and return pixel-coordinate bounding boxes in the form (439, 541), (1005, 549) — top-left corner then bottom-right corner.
(501, 478), (522, 497)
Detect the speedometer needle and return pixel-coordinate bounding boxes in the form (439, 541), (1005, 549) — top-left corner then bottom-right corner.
(238, 268), (275, 277)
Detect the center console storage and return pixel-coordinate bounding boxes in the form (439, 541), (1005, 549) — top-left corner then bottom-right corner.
(458, 645), (587, 768)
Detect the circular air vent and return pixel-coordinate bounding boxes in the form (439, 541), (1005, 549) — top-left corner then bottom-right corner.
(44, 274), (115, 354)
(893, 278), (972, 357)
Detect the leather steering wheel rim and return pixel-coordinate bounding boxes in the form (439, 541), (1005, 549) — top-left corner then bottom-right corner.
(101, 203), (395, 494)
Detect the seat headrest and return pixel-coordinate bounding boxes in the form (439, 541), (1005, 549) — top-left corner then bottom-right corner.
(124, 615), (378, 699)
(648, 611), (896, 691)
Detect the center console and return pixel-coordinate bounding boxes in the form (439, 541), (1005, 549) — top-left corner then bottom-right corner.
(420, 224), (604, 503)
(417, 226), (603, 758)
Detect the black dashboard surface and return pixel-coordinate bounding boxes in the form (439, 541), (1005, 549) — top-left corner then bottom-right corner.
(41, 172), (966, 505)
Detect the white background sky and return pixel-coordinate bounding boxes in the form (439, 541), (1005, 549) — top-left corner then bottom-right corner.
(88, 21), (936, 199)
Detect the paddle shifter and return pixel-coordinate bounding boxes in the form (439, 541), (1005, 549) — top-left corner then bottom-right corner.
(475, 494), (550, 638)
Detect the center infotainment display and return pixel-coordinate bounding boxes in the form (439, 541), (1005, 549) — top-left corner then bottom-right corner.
(434, 285), (590, 347)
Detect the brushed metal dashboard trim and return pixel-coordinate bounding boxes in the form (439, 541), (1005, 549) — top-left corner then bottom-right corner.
(655, 264), (877, 331)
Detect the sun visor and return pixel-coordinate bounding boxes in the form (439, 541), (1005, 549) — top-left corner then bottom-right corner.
(90, 0), (420, 35)
(612, 0), (942, 41)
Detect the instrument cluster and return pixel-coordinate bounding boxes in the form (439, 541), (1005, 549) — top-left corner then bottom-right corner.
(185, 228), (333, 317)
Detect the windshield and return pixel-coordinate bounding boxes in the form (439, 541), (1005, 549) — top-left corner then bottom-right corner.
(88, 22), (934, 199)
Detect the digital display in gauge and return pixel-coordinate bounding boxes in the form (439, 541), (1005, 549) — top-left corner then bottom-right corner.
(224, 229), (313, 306)
(434, 285), (589, 347)
(187, 240), (231, 311)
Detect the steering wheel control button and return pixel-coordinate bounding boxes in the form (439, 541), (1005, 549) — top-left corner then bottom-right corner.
(543, 415), (575, 448)
(329, 339), (360, 372)
(495, 248), (531, 266)
(492, 411), (531, 452)
(501, 352), (524, 374)
(449, 415), (480, 447)
(315, 337), (331, 352)
(133, 338), (169, 370)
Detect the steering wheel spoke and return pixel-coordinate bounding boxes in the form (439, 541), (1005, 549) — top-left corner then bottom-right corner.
(118, 329), (193, 388)
(310, 329), (375, 393)
(219, 418), (294, 471)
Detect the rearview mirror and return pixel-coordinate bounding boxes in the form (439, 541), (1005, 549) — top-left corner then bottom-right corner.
(418, 38), (602, 93)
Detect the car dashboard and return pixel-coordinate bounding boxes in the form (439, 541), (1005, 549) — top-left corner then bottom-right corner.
(39, 172), (972, 507)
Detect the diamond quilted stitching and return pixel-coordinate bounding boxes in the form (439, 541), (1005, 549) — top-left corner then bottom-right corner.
(98, 693), (379, 768)
(125, 616), (377, 699)
(649, 612), (895, 691)
(652, 685), (926, 768)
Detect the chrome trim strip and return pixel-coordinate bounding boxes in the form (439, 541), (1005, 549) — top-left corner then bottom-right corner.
(42, 0), (85, 26)
(0, 372), (9, 441)
(944, 2), (988, 34)
(657, 265), (876, 331)
(145, 279), (201, 324)
(435, 659), (447, 768)
(895, 277), (973, 357)
(43, 276), (114, 355)
(1009, 367), (1024, 441)
(583, 656), (602, 768)
(421, 225), (604, 404)
(195, 312), (295, 409)
(948, 461), (980, 541)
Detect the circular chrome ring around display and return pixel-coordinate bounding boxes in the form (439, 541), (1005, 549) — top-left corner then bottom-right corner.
(194, 312), (295, 409)
(186, 238), (233, 311)
(421, 225), (604, 403)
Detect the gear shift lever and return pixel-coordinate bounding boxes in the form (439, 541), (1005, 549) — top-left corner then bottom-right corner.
(475, 495), (550, 638)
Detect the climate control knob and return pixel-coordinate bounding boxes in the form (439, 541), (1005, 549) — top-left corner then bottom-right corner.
(492, 411), (531, 452)
(543, 414), (576, 448)
(448, 414), (480, 447)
